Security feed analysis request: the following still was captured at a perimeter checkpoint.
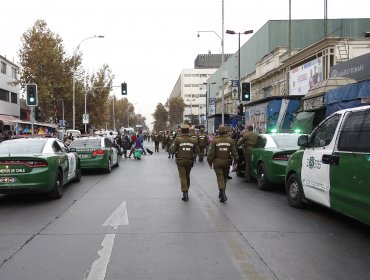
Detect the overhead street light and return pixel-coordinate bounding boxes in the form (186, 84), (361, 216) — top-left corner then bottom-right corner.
(226, 29), (253, 101)
(72, 35), (104, 130)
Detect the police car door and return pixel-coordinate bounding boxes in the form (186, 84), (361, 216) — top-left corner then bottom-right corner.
(301, 114), (341, 207)
(57, 140), (76, 180)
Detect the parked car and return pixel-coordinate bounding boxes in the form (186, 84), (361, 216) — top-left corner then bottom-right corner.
(69, 137), (120, 173)
(285, 105), (370, 225)
(0, 137), (81, 199)
(236, 133), (301, 190)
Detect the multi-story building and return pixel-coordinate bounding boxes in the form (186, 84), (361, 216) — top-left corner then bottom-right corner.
(170, 54), (231, 125)
(206, 18), (370, 132)
(0, 55), (20, 131)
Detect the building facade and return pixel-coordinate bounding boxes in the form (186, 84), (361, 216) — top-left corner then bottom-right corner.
(204, 18), (370, 131)
(207, 19), (370, 105)
(0, 55), (20, 130)
(169, 54), (232, 125)
(170, 68), (216, 124)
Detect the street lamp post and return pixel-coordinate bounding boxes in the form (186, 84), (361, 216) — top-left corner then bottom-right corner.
(226, 29), (253, 100)
(197, 26), (224, 123)
(204, 82), (216, 132)
(72, 35), (104, 130)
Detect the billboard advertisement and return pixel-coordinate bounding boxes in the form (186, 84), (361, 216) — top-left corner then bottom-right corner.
(289, 57), (323, 95)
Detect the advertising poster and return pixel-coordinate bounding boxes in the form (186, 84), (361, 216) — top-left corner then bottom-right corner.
(208, 98), (216, 115)
(289, 57), (323, 95)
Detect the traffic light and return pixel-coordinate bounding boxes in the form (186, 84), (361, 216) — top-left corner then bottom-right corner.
(35, 106), (41, 121)
(241, 82), (251, 102)
(121, 82), (127, 95)
(26, 84), (38, 106)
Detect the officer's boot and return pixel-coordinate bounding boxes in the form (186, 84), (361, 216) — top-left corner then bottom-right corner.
(219, 189), (222, 198)
(220, 189), (227, 203)
(182, 192), (189, 201)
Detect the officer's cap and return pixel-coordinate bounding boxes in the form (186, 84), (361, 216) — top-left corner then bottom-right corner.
(218, 125), (227, 134)
(180, 124), (190, 130)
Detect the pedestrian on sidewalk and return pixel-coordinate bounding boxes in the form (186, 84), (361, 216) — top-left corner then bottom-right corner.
(171, 124), (199, 201)
(207, 125), (238, 203)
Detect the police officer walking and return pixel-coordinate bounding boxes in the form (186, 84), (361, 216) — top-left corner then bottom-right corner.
(207, 125), (238, 203)
(153, 131), (160, 152)
(236, 125), (259, 182)
(197, 128), (209, 162)
(171, 124), (199, 201)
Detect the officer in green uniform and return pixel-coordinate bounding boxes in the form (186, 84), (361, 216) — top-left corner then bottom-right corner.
(236, 125), (259, 182)
(153, 131), (160, 152)
(167, 130), (175, 158)
(197, 128), (208, 162)
(207, 125), (238, 202)
(171, 124), (199, 201)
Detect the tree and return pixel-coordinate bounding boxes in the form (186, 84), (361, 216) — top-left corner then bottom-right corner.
(152, 103), (168, 132)
(86, 65), (114, 130)
(166, 96), (185, 129)
(18, 20), (75, 124)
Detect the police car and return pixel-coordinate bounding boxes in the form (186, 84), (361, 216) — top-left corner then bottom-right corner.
(285, 105), (370, 225)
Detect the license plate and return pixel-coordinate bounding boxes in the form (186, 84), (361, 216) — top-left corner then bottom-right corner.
(0, 177), (15, 183)
(79, 154), (89, 158)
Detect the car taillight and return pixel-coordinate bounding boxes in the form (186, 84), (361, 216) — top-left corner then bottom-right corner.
(92, 150), (104, 156)
(272, 154), (290, 161)
(24, 161), (48, 168)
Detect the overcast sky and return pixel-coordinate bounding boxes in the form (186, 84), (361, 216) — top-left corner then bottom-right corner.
(2, 0), (369, 129)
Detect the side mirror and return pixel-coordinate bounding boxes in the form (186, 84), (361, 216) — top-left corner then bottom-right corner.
(297, 135), (309, 147)
(69, 147), (76, 152)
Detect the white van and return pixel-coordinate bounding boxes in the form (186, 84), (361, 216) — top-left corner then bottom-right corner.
(65, 129), (81, 139)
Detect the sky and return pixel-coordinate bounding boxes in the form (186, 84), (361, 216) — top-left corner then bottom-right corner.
(2, 0), (370, 130)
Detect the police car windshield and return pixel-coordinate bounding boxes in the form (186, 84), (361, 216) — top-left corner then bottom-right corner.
(70, 139), (101, 148)
(0, 139), (46, 154)
(271, 134), (300, 148)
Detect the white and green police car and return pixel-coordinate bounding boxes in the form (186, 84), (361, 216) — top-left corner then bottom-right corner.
(285, 105), (370, 225)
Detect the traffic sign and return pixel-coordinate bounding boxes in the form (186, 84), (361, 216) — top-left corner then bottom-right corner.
(83, 114), (89, 124)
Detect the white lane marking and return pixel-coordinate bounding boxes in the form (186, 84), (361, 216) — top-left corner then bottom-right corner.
(86, 234), (116, 280)
(85, 201), (129, 280)
(103, 201), (129, 230)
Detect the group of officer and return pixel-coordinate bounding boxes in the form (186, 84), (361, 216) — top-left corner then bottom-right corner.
(170, 124), (259, 203)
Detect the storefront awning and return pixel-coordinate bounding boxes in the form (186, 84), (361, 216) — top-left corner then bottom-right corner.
(0, 115), (21, 126)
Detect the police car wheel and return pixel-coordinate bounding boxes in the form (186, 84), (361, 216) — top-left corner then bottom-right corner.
(257, 163), (271, 190)
(286, 173), (305, 208)
(105, 159), (112, 173)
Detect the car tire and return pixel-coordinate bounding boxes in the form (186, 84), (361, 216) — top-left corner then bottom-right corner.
(286, 173), (305, 208)
(74, 162), (82, 182)
(105, 159), (112, 173)
(49, 169), (64, 199)
(257, 163), (272, 190)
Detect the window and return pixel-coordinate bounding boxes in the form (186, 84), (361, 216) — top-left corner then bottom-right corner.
(52, 141), (62, 153)
(309, 115), (340, 147)
(11, 92), (17, 104)
(338, 109), (370, 153)
(0, 89), (9, 102)
(11, 67), (17, 79)
(0, 62), (6, 74)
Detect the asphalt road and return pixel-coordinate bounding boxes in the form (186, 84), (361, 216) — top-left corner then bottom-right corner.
(0, 142), (369, 280)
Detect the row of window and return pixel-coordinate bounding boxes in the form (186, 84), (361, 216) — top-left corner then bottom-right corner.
(0, 88), (18, 104)
(184, 94), (206, 98)
(184, 74), (210, 78)
(0, 61), (18, 78)
(184, 84), (206, 88)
